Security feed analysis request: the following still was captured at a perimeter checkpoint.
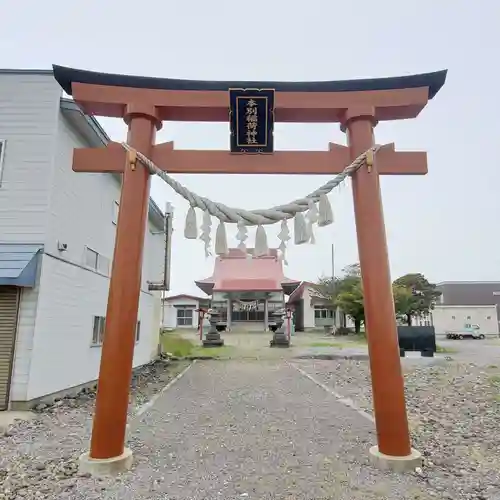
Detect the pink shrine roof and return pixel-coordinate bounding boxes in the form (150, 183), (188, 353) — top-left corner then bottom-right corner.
(195, 248), (300, 294)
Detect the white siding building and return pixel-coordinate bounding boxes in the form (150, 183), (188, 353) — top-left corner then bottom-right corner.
(162, 294), (210, 330)
(0, 69), (165, 410)
(430, 305), (499, 338)
(286, 281), (349, 331)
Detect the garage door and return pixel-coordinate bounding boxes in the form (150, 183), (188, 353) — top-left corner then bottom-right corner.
(0, 287), (19, 410)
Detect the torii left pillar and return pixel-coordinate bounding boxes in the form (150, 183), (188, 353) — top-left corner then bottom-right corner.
(79, 105), (161, 474)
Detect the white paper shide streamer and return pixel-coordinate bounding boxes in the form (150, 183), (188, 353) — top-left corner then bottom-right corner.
(318, 193), (334, 226)
(277, 219), (291, 264)
(184, 206), (198, 239)
(215, 221), (228, 256)
(199, 211), (212, 257)
(305, 199), (319, 244)
(236, 219), (248, 254)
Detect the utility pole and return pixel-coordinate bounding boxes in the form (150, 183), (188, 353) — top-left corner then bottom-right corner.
(331, 242), (338, 332)
(161, 202), (173, 328)
(163, 202), (173, 293)
(331, 242), (335, 281)
(149, 202), (174, 330)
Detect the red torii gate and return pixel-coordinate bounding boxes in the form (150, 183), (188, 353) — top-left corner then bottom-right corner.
(52, 65), (446, 474)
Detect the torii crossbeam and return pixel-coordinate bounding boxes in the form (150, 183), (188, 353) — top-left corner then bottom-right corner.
(52, 64), (447, 475)
(73, 140), (427, 175)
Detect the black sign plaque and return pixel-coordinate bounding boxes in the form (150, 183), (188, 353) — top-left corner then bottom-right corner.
(229, 88), (275, 154)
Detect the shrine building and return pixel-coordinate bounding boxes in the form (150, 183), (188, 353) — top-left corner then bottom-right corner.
(195, 248), (300, 331)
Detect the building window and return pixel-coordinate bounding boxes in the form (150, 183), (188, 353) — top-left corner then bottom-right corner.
(97, 255), (110, 276)
(0, 140), (5, 186)
(177, 307), (194, 326)
(112, 201), (119, 225)
(451, 316), (456, 320)
(467, 316), (471, 320)
(92, 316), (140, 345)
(85, 247), (99, 269)
(487, 316), (491, 320)
(232, 309), (264, 322)
(314, 307), (335, 319)
(84, 246), (110, 276)
(92, 316), (106, 345)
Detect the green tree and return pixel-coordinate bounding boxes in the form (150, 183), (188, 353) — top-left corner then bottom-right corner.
(342, 263), (361, 278)
(392, 284), (414, 323)
(312, 263), (365, 333)
(311, 276), (340, 303)
(392, 273), (442, 326)
(336, 281), (365, 333)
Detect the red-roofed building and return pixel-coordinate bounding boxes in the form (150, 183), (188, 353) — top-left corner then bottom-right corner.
(196, 248), (300, 331)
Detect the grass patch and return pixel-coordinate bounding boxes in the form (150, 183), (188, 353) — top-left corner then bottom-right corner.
(348, 335), (367, 345)
(191, 345), (235, 358)
(332, 335), (367, 345)
(306, 336), (367, 349)
(436, 344), (457, 354)
(161, 333), (195, 357)
(307, 341), (345, 348)
(161, 333), (236, 359)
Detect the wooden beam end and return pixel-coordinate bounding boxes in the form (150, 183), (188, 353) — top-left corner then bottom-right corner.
(73, 142), (126, 173)
(377, 150), (428, 175)
(328, 142), (348, 152)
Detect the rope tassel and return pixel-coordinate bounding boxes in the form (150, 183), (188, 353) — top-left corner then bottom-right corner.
(318, 194), (334, 227)
(184, 206), (198, 239)
(254, 225), (269, 257)
(294, 213), (309, 245)
(215, 220), (228, 256)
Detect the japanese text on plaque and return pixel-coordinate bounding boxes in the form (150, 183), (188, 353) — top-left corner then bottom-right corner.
(229, 88), (275, 154)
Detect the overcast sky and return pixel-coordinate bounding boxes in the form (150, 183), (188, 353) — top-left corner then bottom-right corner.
(2, 1), (499, 295)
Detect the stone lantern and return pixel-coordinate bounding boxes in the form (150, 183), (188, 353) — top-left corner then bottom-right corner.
(269, 309), (290, 348)
(202, 308), (225, 347)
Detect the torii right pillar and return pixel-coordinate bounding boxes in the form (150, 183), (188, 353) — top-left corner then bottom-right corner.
(342, 106), (421, 471)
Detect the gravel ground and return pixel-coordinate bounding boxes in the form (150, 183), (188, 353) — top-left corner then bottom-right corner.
(436, 338), (500, 366)
(4, 355), (496, 499)
(294, 358), (500, 499)
(47, 359), (436, 500)
(0, 359), (189, 500)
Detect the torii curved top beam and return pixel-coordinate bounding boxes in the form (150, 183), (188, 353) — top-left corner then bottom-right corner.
(53, 65), (447, 99)
(51, 65), (447, 123)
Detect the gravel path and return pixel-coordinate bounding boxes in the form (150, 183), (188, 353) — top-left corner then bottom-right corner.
(0, 359), (189, 500)
(295, 358), (500, 500)
(55, 359), (433, 500)
(6, 357), (487, 499)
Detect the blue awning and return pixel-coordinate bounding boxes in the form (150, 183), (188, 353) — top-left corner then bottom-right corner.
(0, 244), (43, 287)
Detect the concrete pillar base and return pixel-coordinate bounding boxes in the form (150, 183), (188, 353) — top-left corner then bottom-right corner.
(369, 446), (422, 473)
(270, 331), (290, 348)
(78, 448), (133, 477)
